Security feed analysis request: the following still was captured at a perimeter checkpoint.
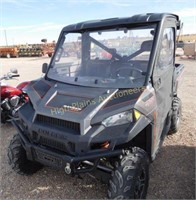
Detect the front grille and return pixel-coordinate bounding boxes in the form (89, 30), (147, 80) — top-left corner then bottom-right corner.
(32, 132), (75, 154)
(39, 136), (68, 152)
(36, 114), (80, 133)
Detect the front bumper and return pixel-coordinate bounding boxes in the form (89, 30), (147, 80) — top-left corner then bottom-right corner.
(12, 100), (151, 173)
(12, 119), (123, 173)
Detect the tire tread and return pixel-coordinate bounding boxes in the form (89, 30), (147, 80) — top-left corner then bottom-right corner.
(8, 134), (42, 176)
(108, 147), (149, 199)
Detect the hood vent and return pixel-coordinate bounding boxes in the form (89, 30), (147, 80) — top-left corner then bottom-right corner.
(32, 80), (51, 98)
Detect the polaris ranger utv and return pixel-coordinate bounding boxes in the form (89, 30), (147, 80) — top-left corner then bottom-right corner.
(8, 13), (184, 199)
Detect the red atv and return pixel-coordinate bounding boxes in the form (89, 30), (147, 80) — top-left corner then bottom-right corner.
(0, 69), (29, 123)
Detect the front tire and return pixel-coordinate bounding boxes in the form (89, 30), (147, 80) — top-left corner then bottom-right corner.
(169, 97), (182, 134)
(108, 147), (150, 199)
(8, 134), (43, 175)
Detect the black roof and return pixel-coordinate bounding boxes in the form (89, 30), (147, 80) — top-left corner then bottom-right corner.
(63, 13), (179, 31)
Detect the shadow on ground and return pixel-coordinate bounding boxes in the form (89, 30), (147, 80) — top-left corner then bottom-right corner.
(148, 144), (195, 199)
(0, 124), (195, 199)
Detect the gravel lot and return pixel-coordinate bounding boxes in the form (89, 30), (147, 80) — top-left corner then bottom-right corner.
(0, 57), (195, 199)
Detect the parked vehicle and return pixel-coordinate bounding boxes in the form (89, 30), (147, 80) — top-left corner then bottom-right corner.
(177, 41), (184, 48)
(0, 47), (18, 58)
(42, 43), (56, 57)
(1, 69), (29, 123)
(8, 13), (184, 199)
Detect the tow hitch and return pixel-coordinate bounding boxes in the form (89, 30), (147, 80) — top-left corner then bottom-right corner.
(64, 163), (72, 174)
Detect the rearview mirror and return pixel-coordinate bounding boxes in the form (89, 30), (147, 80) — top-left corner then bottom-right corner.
(42, 63), (48, 74)
(141, 40), (153, 52)
(10, 68), (18, 74)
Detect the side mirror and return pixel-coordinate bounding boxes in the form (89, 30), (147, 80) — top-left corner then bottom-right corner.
(10, 68), (18, 74)
(42, 63), (48, 74)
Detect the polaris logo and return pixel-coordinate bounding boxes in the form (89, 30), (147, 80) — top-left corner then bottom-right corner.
(38, 128), (67, 140)
(63, 105), (82, 112)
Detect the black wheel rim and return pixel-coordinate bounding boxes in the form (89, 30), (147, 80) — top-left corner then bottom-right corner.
(134, 167), (146, 199)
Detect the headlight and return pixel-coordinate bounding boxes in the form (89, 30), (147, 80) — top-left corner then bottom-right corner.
(102, 110), (133, 127)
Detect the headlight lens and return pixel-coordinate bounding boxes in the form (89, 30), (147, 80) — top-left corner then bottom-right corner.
(102, 110), (133, 127)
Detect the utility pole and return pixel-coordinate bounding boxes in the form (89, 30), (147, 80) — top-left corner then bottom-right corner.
(4, 29), (8, 46)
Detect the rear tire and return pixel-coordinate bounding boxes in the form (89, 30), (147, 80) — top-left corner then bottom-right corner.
(169, 97), (182, 134)
(108, 147), (149, 199)
(8, 134), (43, 175)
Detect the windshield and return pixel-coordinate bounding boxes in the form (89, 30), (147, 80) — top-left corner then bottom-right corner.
(47, 25), (156, 88)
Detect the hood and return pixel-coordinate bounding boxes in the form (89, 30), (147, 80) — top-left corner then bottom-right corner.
(26, 78), (144, 134)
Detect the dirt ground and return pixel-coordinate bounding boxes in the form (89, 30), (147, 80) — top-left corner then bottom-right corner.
(0, 57), (195, 199)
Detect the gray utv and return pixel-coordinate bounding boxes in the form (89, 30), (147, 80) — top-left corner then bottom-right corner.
(8, 13), (184, 199)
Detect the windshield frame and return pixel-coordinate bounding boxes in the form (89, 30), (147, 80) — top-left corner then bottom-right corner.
(46, 23), (157, 89)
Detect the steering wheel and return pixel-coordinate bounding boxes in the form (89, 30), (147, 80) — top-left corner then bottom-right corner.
(115, 66), (143, 78)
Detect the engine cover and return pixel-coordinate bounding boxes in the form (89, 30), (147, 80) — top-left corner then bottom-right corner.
(9, 96), (20, 107)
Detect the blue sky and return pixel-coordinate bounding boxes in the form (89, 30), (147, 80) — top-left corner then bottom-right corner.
(0, 0), (196, 45)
